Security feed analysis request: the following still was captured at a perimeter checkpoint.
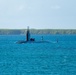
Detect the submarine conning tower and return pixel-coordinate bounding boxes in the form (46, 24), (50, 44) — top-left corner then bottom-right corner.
(26, 26), (30, 41)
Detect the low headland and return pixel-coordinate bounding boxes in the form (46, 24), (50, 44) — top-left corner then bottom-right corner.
(0, 29), (76, 35)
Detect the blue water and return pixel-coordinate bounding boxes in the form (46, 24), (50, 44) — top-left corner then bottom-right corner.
(0, 34), (76, 75)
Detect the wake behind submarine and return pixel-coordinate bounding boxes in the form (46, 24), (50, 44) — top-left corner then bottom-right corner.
(16, 26), (50, 44)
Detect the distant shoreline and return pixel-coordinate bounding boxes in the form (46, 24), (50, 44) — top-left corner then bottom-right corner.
(0, 29), (76, 35)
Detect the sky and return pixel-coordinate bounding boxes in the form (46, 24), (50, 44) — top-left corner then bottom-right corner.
(0, 0), (76, 29)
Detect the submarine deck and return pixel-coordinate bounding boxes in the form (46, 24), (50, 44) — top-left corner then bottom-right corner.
(16, 40), (50, 44)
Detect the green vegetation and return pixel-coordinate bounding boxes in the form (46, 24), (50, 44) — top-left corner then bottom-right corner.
(0, 29), (76, 35)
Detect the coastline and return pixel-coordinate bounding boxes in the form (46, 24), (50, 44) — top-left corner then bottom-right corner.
(0, 29), (76, 35)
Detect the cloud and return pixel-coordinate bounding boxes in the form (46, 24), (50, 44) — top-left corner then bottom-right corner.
(51, 5), (61, 9)
(18, 5), (25, 11)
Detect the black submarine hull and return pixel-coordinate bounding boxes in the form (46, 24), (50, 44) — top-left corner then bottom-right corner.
(16, 27), (50, 44)
(16, 40), (50, 44)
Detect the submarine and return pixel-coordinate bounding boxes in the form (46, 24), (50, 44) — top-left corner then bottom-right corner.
(16, 26), (50, 44)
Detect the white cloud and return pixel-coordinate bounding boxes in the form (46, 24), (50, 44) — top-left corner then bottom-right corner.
(51, 5), (61, 9)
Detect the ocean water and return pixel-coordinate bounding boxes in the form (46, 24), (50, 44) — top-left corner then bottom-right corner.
(0, 34), (76, 75)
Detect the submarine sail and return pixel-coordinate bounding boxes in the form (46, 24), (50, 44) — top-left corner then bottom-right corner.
(26, 26), (30, 41)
